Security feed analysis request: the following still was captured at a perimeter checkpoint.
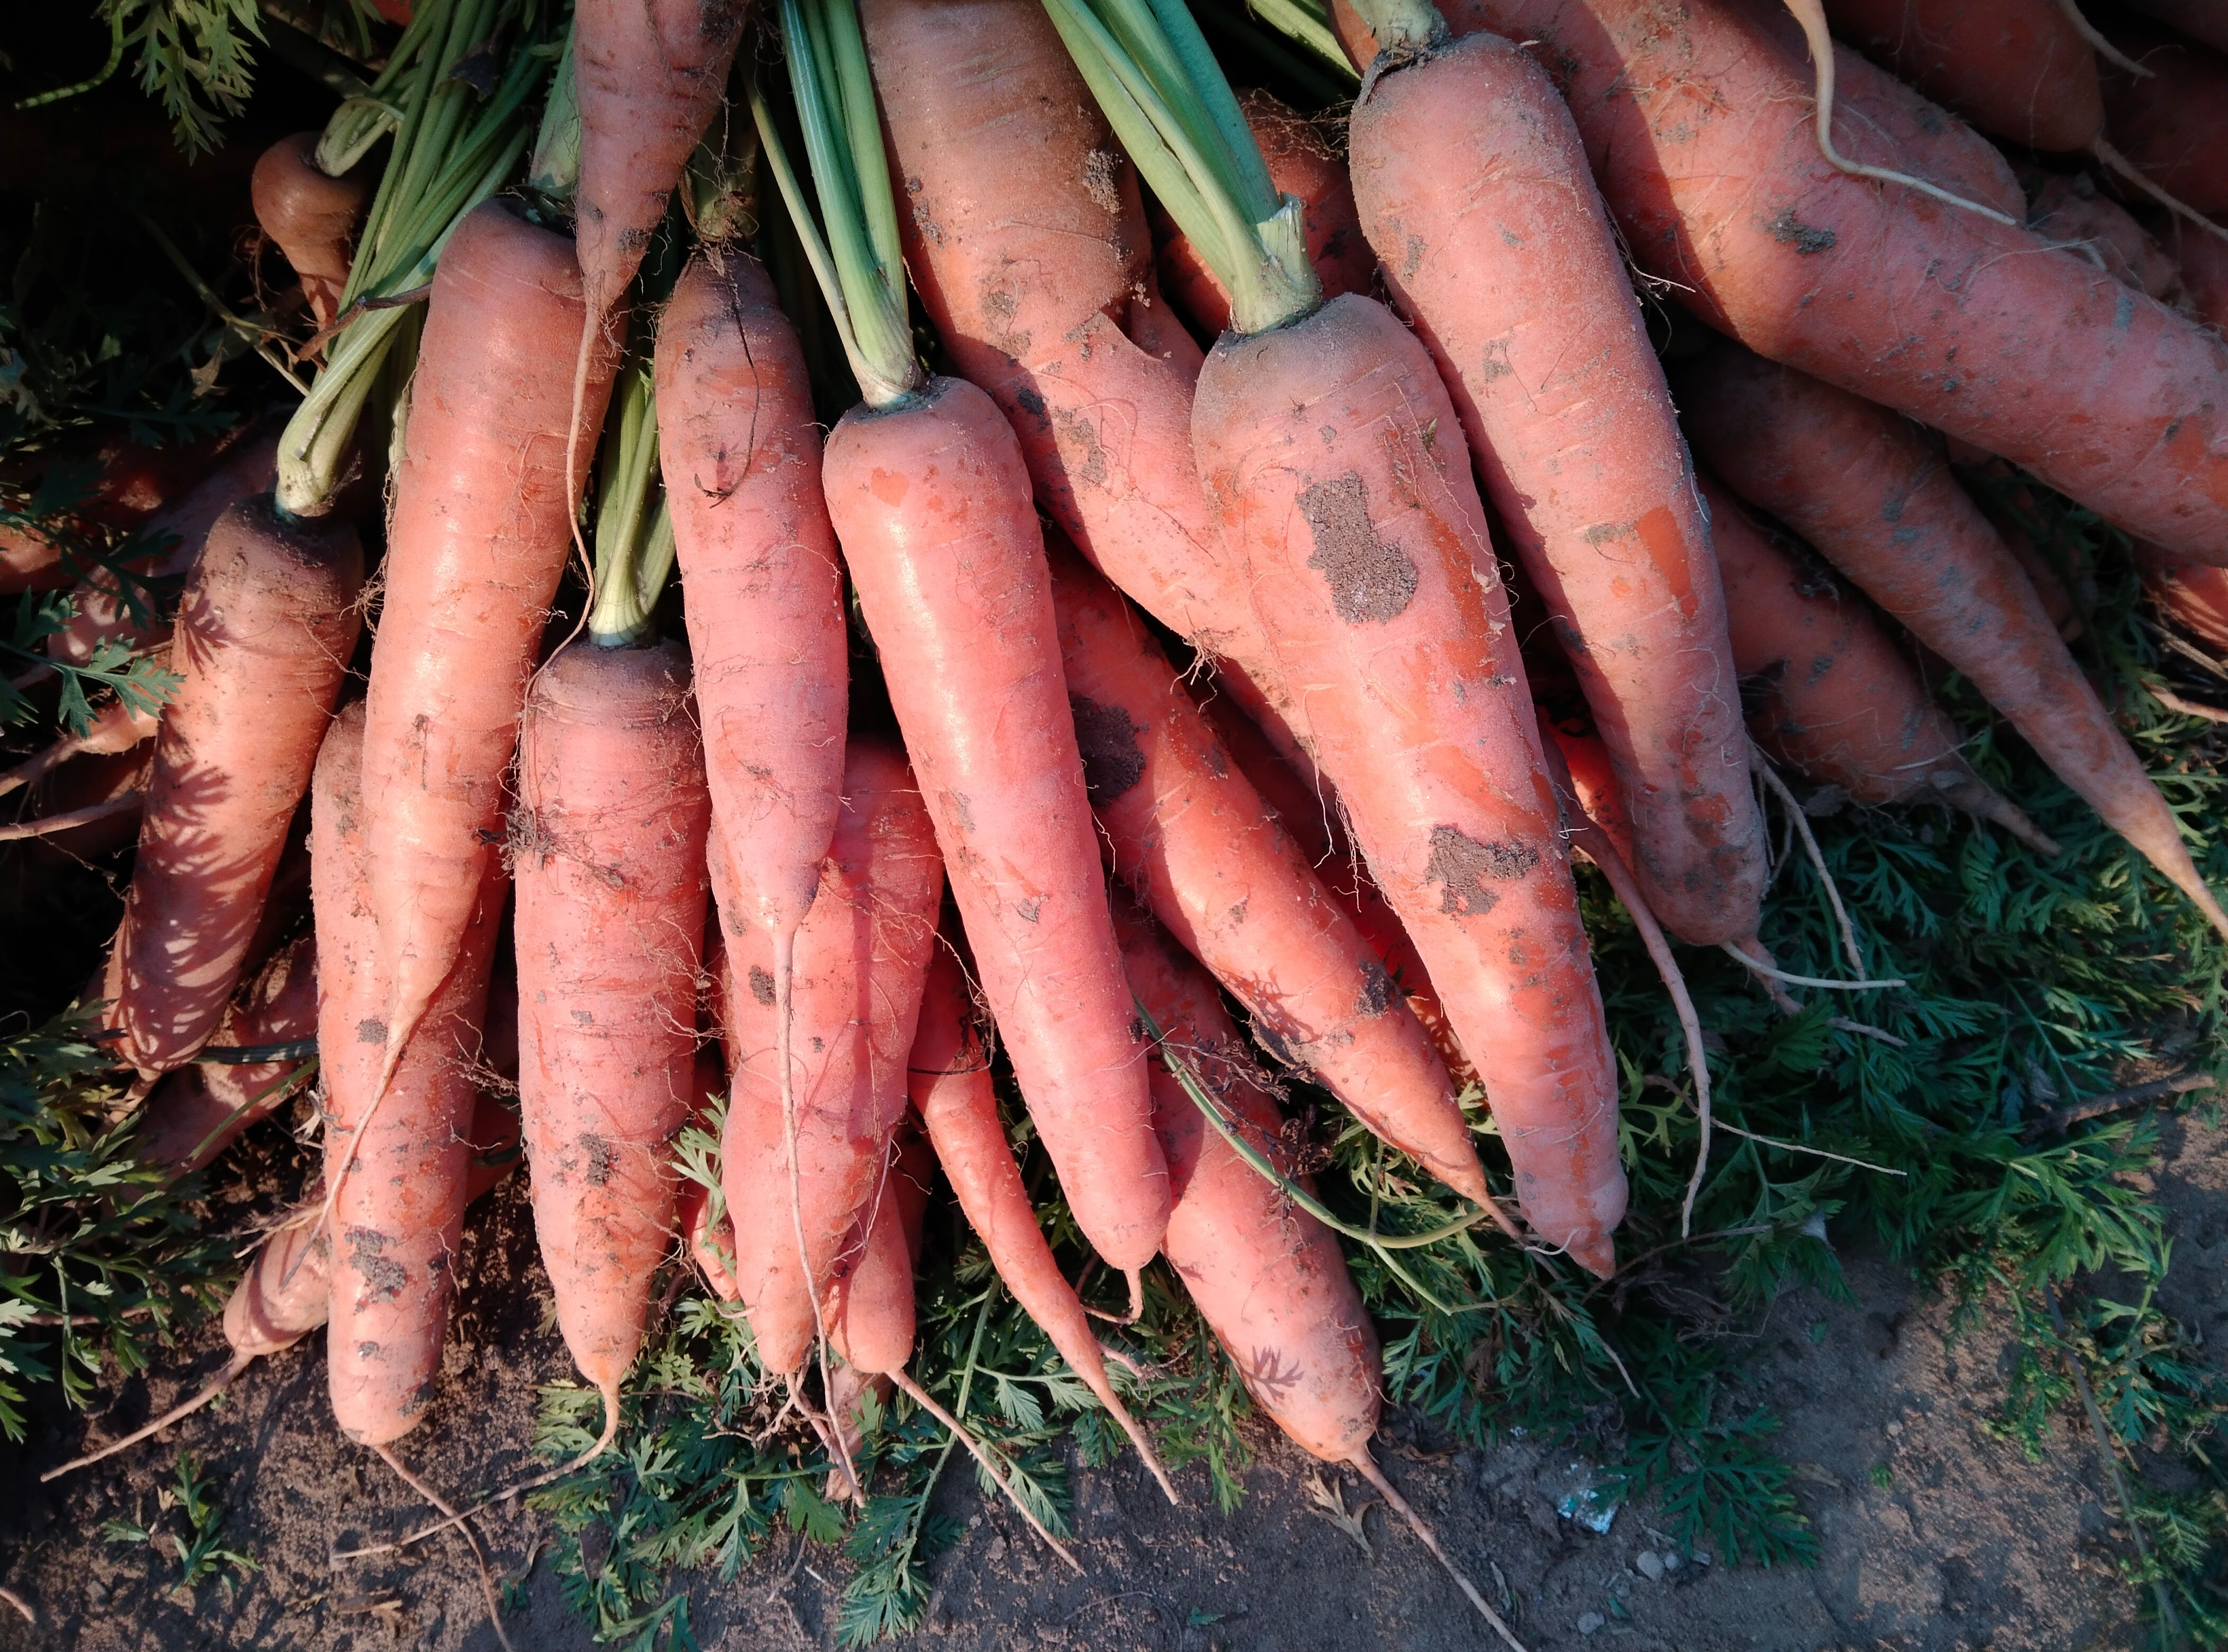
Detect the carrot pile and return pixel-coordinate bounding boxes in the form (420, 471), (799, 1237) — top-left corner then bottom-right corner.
(31, 0), (2228, 1631)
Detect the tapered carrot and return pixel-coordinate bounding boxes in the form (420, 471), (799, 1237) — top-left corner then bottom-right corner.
(1117, 901), (1522, 1646)
(1683, 347), (2226, 931)
(137, 933), (319, 1179)
(1155, 89), (1376, 340)
(908, 942), (1179, 1501)
(313, 702), (505, 1447)
(718, 743), (943, 1377)
(514, 640), (711, 1451)
(1049, 545), (1489, 1209)
(251, 133), (372, 333)
(1333, 0), (2228, 566)
(1699, 473), (2052, 849)
(1346, 23), (1764, 948)
(355, 200), (615, 1187)
(826, 1122), (935, 1378)
(109, 497), (362, 1075)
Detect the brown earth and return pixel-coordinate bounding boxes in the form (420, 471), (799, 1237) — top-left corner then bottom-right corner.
(5, 1115), (2214, 1652)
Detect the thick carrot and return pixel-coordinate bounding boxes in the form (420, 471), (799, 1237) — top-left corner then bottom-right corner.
(1818, 0), (2101, 151)
(313, 702), (505, 1447)
(860, 0), (1262, 663)
(1683, 349), (2225, 929)
(2097, 13), (2228, 213)
(823, 377), (1169, 1273)
(138, 933), (319, 1178)
(572, 0), (748, 326)
(1337, 0), (2228, 566)
(1155, 89), (1376, 340)
(718, 742), (943, 1377)
(1192, 291), (1624, 1273)
(1347, 26), (1764, 948)
(909, 942), (1177, 1497)
(513, 640), (711, 1443)
(1049, 545), (1487, 1207)
(654, 249), (849, 956)
(109, 496), (362, 1074)
(357, 200), (614, 1133)
(251, 133), (372, 333)
(826, 1122), (934, 1378)
(1699, 472), (2052, 848)
(2029, 173), (2185, 303)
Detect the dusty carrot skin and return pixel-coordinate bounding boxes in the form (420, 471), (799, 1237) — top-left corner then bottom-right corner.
(1115, 903), (1381, 1463)
(859, 0), (1259, 665)
(110, 496), (362, 1074)
(572, 0), (749, 322)
(1349, 28), (1763, 949)
(1156, 90), (1376, 340)
(1193, 292), (1624, 1275)
(361, 201), (616, 1089)
(1331, 0), (2228, 565)
(1700, 473), (2049, 847)
(1049, 547), (1485, 1205)
(655, 251), (849, 946)
(138, 933), (318, 1178)
(313, 703), (502, 1446)
(250, 133), (370, 333)
(2098, 14), (2228, 215)
(2027, 175), (2184, 305)
(1818, 0), (2101, 151)
(1684, 353), (2228, 929)
(514, 641), (712, 1419)
(719, 742), (944, 1376)
(824, 375), (1169, 1273)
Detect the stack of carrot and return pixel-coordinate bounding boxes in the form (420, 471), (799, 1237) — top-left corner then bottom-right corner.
(25, 0), (2228, 1630)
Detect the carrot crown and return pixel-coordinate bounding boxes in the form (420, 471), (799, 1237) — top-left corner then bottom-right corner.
(753, 0), (925, 411)
(1041, 0), (1320, 336)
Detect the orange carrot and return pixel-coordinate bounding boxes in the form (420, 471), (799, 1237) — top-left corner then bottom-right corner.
(823, 378), (1169, 1274)
(109, 497), (362, 1074)
(2134, 540), (2228, 654)
(2029, 173), (2186, 303)
(1155, 89), (1376, 340)
(1683, 347), (2225, 929)
(826, 1122), (935, 1378)
(718, 742), (944, 1378)
(513, 640), (711, 1449)
(1818, 0), (2101, 151)
(137, 933), (319, 1178)
(1347, 24), (1765, 947)
(356, 200), (614, 1155)
(1049, 545), (1488, 1208)
(313, 702), (505, 1447)
(251, 134), (372, 333)
(1337, 0), (2228, 566)
(1699, 472), (2052, 849)
(908, 942), (1177, 1498)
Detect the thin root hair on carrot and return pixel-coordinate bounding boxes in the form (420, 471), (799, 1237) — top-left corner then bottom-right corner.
(1756, 760), (1870, 980)
(38, 1354), (251, 1482)
(889, 1367), (1082, 1573)
(1346, 1448), (1528, 1651)
(2090, 138), (2228, 245)
(1721, 944), (1904, 992)
(371, 1442), (517, 1652)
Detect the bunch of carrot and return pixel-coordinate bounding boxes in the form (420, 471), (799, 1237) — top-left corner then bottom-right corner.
(31, 0), (2228, 1632)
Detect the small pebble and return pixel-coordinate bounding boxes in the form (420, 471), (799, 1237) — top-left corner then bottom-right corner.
(1577, 1611), (1606, 1637)
(1885, 1420), (1903, 1438)
(1636, 1550), (1666, 1582)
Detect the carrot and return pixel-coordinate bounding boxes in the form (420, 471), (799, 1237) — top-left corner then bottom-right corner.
(826, 1122), (935, 1379)
(355, 200), (615, 1182)
(107, 496), (362, 1075)
(1817, 0), (2101, 151)
(251, 134), (372, 334)
(2029, 173), (2187, 303)
(1346, 23), (1765, 949)
(1048, 545), (1492, 1211)
(1117, 900), (1523, 1646)
(513, 640), (711, 1451)
(312, 701), (506, 1447)
(1, 426), (254, 596)
(1337, 0), (2228, 567)
(908, 942), (1179, 1500)
(2133, 540), (2228, 654)
(653, 248), (849, 1043)
(137, 933), (319, 1178)
(717, 742), (943, 1378)
(1155, 89), (1376, 340)
(859, 0), (1266, 667)
(1682, 348), (2227, 931)
(1544, 722), (1640, 874)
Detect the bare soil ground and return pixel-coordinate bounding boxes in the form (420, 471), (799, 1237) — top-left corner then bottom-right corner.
(6, 1115), (2215, 1652)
